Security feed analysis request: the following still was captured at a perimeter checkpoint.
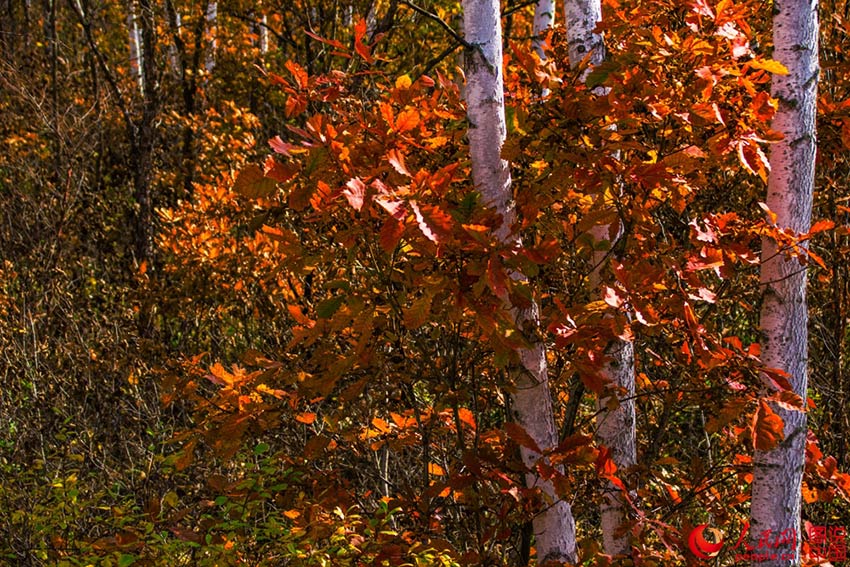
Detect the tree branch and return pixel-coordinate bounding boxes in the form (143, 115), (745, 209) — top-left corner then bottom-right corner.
(66, 0), (134, 135)
(399, 0), (470, 48)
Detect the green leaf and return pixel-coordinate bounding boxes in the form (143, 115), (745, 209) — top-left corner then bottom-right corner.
(585, 67), (610, 89)
(254, 442), (270, 455)
(118, 554), (137, 567)
(316, 296), (344, 319)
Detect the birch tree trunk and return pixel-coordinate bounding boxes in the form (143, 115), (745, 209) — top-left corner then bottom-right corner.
(127, 0), (143, 93)
(258, 14), (268, 54)
(204, 1), (217, 73)
(750, 0), (818, 564)
(463, 1), (576, 563)
(532, 0), (554, 61)
(564, 0), (636, 557)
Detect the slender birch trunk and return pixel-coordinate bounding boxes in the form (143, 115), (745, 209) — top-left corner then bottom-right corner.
(258, 14), (268, 54)
(462, 1), (576, 563)
(750, 0), (818, 565)
(532, 0), (555, 61)
(205, 1), (217, 73)
(564, 0), (636, 557)
(127, 0), (143, 93)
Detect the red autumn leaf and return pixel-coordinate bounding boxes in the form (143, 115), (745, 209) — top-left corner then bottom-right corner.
(595, 446), (618, 477)
(303, 435), (331, 459)
(285, 60), (309, 89)
(523, 238), (560, 264)
(603, 286), (625, 308)
(758, 201), (778, 224)
(806, 248), (828, 269)
(410, 201), (452, 243)
(487, 255), (508, 298)
(809, 219), (835, 235)
(504, 422), (543, 455)
(753, 399), (785, 451)
(387, 148), (411, 176)
(376, 196), (407, 220)
(762, 366), (793, 391)
(429, 163), (460, 195)
(379, 217), (406, 254)
(692, 102), (725, 125)
(428, 462), (446, 476)
(379, 102), (394, 128)
(737, 139), (770, 182)
(766, 390), (805, 412)
(269, 135), (304, 157)
(342, 178), (366, 211)
(354, 18), (374, 64)
(310, 180), (334, 211)
(285, 94), (307, 117)
(304, 29), (347, 51)
(263, 155), (298, 183)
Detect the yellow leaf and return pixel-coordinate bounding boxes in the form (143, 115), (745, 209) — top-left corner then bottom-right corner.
(395, 74), (412, 89)
(749, 58), (789, 75)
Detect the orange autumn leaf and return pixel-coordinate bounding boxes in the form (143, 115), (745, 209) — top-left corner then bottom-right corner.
(753, 399), (785, 451)
(295, 412), (317, 424)
(395, 109), (420, 133)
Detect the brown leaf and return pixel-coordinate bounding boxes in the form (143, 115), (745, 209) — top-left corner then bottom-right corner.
(234, 164), (277, 199)
(264, 155), (298, 183)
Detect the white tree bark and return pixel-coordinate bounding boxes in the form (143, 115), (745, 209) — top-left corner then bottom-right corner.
(259, 14), (269, 54)
(204, 1), (217, 73)
(750, 0), (818, 565)
(564, 0), (636, 557)
(532, 0), (555, 61)
(590, 239), (636, 559)
(564, 0), (604, 69)
(463, 0), (577, 563)
(127, 0), (143, 93)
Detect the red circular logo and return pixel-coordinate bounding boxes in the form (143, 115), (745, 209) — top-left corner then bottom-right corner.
(688, 524), (724, 559)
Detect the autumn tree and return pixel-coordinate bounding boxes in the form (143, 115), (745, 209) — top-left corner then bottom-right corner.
(562, 0), (636, 556)
(750, 0), (819, 563)
(463, 1), (577, 562)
